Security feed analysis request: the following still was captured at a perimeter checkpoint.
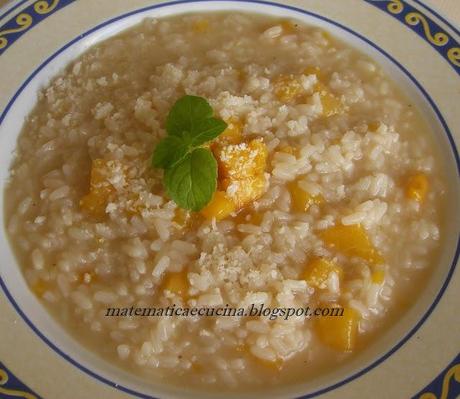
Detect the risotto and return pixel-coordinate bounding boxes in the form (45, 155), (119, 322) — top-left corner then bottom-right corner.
(4, 12), (445, 390)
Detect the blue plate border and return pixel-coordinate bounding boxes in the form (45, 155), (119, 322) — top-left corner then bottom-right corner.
(0, 0), (29, 22)
(363, 0), (460, 75)
(413, 354), (460, 399)
(0, 1), (459, 398)
(0, 361), (41, 399)
(0, 0), (76, 56)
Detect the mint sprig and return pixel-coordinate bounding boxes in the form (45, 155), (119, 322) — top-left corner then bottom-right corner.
(152, 135), (190, 169)
(164, 149), (217, 211)
(152, 95), (227, 211)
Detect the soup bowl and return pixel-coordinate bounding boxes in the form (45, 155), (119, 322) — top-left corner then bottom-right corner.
(0, 1), (459, 398)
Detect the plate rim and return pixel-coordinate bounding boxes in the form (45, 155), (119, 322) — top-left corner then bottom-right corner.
(0, 1), (459, 398)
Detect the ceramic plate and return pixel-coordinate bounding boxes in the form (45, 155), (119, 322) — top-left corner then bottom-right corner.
(0, 1), (459, 398)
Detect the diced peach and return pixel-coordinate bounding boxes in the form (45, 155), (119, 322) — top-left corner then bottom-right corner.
(240, 344), (284, 371)
(126, 199), (140, 216)
(213, 138), (268, 210)
(301, 258), (343, 289)
(280, 20), (297, 34)
(201, 191), (236, 221)
(218, 118), (243, 144)
(274, 74), (303, 102)
(89, 159), (110, 186)
(237, 69), (246, 83)
(222, 174), (266, 209)
(191, 362), (204, 372)
(235, 344), (246, 354)
(192, 19), (209, 33)
(80, 159), (125, 218)
(32, 279), (48, 297)
(234, 210), (263, 225)
(367, 121), (381, 132)
(319, 30), (332, 46)
(321, 93), (343, 118)
(321, 92), (343, 117)
(313, 82), (344, 117)
(288, 181), (323, 212)
(215, 139), (268, 180)
(371, 270), (385, 285)
(405, 173), (429, 203)
(303, 66), (326, 82)
(278, 144), (297, 156)
(76, 270), (97, 285)
(161, 270), (189, 298)
(80, 189), (111, 219)
(257, 357), (284, 371)
(173, 208), (191, 227)
(319, 224), (383, 265)
(248, 212), (263, 225)
(314, 78), (327, 93)
(316, 305), (359, 352)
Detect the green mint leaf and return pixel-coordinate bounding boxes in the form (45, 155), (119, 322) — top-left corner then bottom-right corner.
(190, 118), (227, 147)
(152, 95), (227, 212)
(164, 148), (217, 211)
(166, 95), (214, 137)
(151, 135), (190, 169)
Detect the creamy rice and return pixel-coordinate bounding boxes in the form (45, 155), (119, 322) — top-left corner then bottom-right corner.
(4, 13), (445, 390)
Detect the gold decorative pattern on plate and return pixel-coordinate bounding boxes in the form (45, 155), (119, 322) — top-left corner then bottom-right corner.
(0, 13), (33, 50)
(34, 0), (60, 15)
(366, 0), (459, 72)
(387, 0), (403, 14)
(447, 48), (460, 67)
(0, 1), (458, 398)
(0, 368), (38, 399)
(405, 12), (450, 46)
(0, 0), (62, 52)
(418, 364), (460, 399)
